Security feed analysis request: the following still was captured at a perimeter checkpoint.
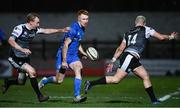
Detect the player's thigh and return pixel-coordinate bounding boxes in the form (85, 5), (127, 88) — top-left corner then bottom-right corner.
(21, 63), (36, 74)
(69, 61), (82, 78)
(133, 65), (150, 79)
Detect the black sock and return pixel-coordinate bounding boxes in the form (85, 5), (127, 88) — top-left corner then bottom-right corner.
(145, 86), (158, 102)
(29, 77), (42, 97)
(7, 79), (19, 86)
(90, 76), (107, 86)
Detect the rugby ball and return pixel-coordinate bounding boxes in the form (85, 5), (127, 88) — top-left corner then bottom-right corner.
(86, 47), (99, 60)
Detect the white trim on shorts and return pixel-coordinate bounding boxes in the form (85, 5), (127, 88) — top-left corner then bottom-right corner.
(120, 54), (133, 72)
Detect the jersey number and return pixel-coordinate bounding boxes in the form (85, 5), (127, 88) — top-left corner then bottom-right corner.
(127, 34), (137, 45)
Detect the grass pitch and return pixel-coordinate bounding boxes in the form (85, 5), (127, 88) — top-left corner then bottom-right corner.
(0, 76), (180, 107)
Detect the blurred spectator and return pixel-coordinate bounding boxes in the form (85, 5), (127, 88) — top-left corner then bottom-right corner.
(0, 28), (7, 46)
(0, 28), (9, 77)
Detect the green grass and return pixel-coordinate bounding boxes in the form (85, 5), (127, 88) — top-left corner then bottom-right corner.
(0, 76), (180, 107)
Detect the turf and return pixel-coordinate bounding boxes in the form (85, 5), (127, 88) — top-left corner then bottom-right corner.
(0, 76), (180, 107)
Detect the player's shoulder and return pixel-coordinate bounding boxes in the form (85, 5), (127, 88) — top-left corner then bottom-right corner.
(128, 26), (144, 34)
(69, 22), (79, 33)
(71, 22), (80, 28)
(13, 24), (24, 31)
(144, 26), (154, 31)
(11, 24), (25, 37)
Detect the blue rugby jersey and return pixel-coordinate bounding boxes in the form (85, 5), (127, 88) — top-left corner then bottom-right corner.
(59, 22), (85, 55)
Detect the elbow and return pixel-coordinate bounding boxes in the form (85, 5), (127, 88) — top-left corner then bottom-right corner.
(8, 38), (13, 44)
(63, 44), (68, 50)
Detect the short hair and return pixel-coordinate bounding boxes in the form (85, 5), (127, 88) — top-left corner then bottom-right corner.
(77, 9), (89, 16)
(135, 15), (146, 24)
(26, 13), (39, 23)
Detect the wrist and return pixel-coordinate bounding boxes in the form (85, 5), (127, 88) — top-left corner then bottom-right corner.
(169, 35), (175, 40)
(17, 46), (24, 52)
(62, 58), (66, 62)
(111, 57), (116, 63)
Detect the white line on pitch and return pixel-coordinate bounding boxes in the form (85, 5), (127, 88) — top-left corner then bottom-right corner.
(49, 96), (144, 99)
(158, 87), (180, 102)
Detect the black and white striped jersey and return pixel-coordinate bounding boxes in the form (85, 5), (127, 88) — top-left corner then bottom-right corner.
(123, 26), (155, 58)
(10, 24), (43, 57)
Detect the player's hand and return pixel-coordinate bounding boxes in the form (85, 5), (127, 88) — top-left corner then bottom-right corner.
(106, 63), (114, 73)
(82, 52), (88, 59)
(62, 27), (70, 33)
(82, 56), (88, 59)
(171, 32), (178, 39)
(62, 61), (68, 69)
(22, 48), (31, 55)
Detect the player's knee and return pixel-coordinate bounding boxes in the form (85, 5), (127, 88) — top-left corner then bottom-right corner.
(74, 69), (82, 79)
(56, 75), (64, 84)
(28, 70), (36, 78)
(57, 79), (64, 84)
(56, 72), (65, 84)
(143, 76), (150, 81)
(29, 74), (36, 78)
(18, 79), (26, 85)
(17, 73), (27, 85)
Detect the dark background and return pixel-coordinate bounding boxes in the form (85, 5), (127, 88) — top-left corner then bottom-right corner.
(1, 0), (180, 12)
(1, 0), (180, 60)
(1, 0), (180, 76)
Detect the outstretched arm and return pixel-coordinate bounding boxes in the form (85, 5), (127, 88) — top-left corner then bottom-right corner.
(40, 27), (70, 34)
(153, 31), (178, 41)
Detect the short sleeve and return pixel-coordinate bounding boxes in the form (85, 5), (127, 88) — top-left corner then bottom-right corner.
(64, 24), (77, 40)
(11, 25), (23, 38)
(145, 26), (156, 38)
(36, 28), (44, 34)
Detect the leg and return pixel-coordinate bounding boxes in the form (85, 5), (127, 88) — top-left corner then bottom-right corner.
(69, 61), (87, 103)
(38, 52), (65, 89)
(1, 69), (27, 94)
(38, 68), (66, 89)
(17, 70), (27, 85)
(21, 63), (49, 102)
(84, 68), (128, 94)
(106, 68), (128, 84)
(2, 57), (27, 94)
(133, 65), (160, 104)
(1, 78), (14, 94)
(85, 52), (132, 90)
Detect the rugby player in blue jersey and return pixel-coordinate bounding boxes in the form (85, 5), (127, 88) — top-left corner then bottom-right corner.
(38, 10), (89, 103)
(84, 15), (178, 104)
(1, 13), (70, 102)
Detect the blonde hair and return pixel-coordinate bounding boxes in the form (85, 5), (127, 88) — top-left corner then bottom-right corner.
(135, 15), (146, 25)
